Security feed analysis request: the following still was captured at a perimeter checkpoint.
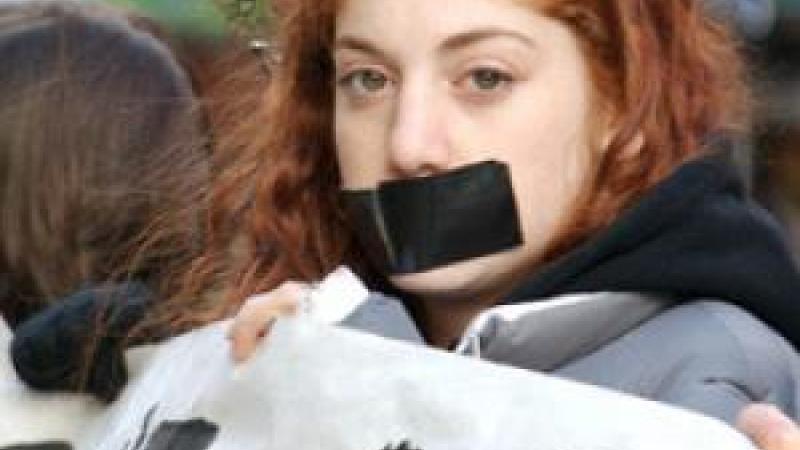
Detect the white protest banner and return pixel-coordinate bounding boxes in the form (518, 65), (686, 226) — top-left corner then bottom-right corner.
(1, 317), (757, 450)
(0, 267), (757, 450)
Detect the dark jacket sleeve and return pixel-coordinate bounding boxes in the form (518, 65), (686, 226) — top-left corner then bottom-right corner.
(10, 282), (154, 402)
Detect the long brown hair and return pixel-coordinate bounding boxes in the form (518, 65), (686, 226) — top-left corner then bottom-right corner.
(0, 1), (209, 326)
(154, 0), (750, 331)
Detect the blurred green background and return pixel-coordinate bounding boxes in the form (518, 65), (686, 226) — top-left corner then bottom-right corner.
(84, 0), (800, 38)
(77, 0), (800, 48)
(85, 0), (271, 39)
(778, 0), (800, 15)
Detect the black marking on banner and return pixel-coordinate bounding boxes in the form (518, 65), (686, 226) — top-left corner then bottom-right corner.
(1, 443), (73, 450)
(142, 419), (218, 450)
(381, 440), (423, 450)
(126, 404), (159, 450)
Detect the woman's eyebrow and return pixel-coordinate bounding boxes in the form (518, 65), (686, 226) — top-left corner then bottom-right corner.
(334, 36), (389, 59)
(439, 28), (536, 53)
(332, 35), (403, 72)
(333, 27), (535, 59)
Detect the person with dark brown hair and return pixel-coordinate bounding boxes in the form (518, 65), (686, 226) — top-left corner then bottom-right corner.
(0, 0), (208, 400)
(202, 0), (800, 438)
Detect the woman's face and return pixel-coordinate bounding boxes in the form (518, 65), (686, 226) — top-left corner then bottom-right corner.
(334, 0), (600, 302)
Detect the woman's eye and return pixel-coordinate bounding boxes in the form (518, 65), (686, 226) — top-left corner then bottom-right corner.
(338, 69), (389, 95)
(467, 68), (512, 91)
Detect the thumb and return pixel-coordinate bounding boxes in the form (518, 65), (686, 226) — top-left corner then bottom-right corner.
(737, 403), (800, 450)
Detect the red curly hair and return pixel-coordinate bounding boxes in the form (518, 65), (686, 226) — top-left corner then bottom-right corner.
(152, 0), (749, 331)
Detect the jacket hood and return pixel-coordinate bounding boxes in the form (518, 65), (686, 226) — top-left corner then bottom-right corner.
(505, 154), (800, 349)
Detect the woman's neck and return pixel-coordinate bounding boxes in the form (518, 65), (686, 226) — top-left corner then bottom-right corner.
(410, 292), (499, 349)
(397, 259), (538, 349)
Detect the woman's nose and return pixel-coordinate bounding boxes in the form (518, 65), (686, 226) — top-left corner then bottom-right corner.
(388, 83), (452, 177)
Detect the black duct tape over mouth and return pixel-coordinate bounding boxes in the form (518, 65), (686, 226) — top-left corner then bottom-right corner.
(341, 160), (524, 275)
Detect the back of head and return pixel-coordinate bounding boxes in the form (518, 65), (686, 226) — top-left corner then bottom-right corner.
(0, 1), (208, 326)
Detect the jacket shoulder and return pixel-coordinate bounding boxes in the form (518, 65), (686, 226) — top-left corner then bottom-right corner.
(662, 300), (797, 368)
(560, 298), (800, 424)
(640, 300), (800, 420)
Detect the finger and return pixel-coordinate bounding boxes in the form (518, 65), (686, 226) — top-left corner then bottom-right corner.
(228, 282), (309, 363)
(229, 294), (297, 362)
(229, 316), (273, 364)
(229, 291), (300, 341)
(737, 404), (800, 450)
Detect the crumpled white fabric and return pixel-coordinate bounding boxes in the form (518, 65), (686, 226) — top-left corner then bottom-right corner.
(1, 267), (757, 450)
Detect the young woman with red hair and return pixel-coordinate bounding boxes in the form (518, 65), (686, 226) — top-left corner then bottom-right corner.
(211, 0), (800, 432)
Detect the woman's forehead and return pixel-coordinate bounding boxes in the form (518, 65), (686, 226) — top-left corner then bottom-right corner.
(331, 0), (548, 10)
(333, 0), (548, 37)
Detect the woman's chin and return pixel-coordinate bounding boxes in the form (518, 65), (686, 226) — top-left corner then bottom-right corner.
(387, 251), (514, 302)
